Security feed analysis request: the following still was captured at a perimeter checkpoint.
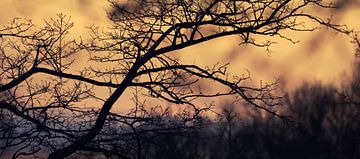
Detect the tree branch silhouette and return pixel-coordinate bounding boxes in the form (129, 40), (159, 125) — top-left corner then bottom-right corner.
(0, 1), (352, 158)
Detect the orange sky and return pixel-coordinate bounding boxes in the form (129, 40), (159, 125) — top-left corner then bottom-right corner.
(1, 0), (359, 112)
(1, 0), (357, 85)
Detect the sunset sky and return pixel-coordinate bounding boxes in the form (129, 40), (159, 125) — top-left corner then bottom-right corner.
(1, 0), (359, 91)
(1, 0), (360, 112)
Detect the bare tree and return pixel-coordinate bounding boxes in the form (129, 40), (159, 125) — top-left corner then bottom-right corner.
(0, 0), (352, 158)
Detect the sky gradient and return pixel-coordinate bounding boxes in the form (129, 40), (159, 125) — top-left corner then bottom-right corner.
(1, 0), (359, 113)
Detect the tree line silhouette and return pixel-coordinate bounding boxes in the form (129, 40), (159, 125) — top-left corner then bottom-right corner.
(78, 65), (359, 159)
